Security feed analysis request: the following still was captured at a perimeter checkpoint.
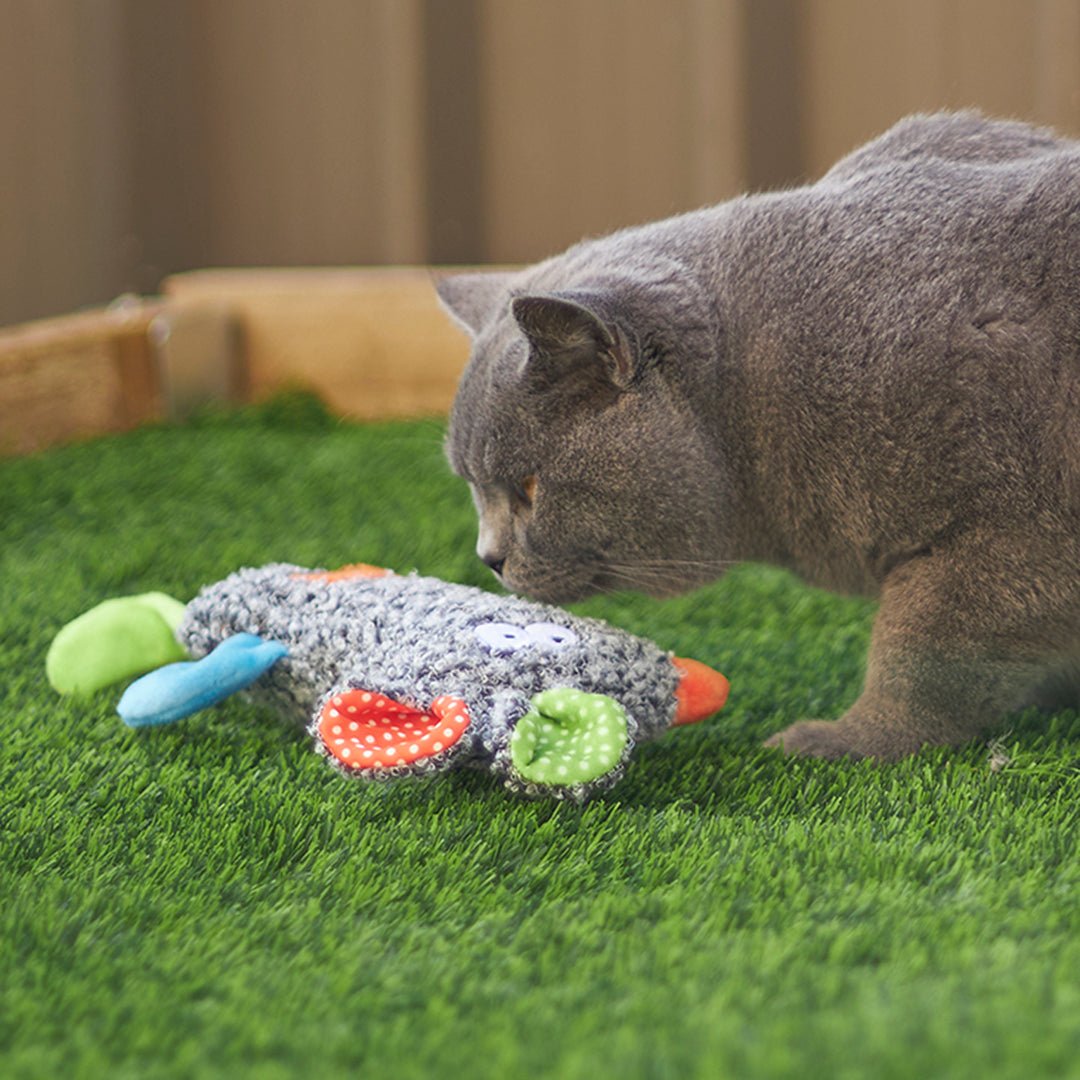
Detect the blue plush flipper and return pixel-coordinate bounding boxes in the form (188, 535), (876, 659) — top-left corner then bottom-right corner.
(117, 633), (289, 727)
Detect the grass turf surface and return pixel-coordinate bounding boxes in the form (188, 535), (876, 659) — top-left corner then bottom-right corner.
(4, 396), (1080, 1079)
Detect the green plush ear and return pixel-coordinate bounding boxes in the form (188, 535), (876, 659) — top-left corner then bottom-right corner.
(509, 688), (629, 786)
(47, 592), (189, 696)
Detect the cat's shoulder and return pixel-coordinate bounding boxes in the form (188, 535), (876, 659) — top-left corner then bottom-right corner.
(820, 110), (1073, 185)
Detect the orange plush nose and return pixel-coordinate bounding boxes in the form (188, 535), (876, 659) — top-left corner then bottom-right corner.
(672, 657), (729, 725)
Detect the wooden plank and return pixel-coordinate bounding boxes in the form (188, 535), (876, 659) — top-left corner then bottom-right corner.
(803, 0), (1080, 179)
(163, 267), (476, 419)
(950, 0), (1038, 120)
(744, 0), (808, 190)
(422, 0), (486, 262)
(196, 0), (426, 268)
(480, 0), (725, 263)
(0, 0), (131, 327)
(0, 266), (494, 456)
(148, 303), (244, 420)
(803, 0), (952, 178)
(375, 0), (428, 263)
(1034, 0), (1080, 135)
(0, 301), (162, 455)
(686, 0), (748, 205)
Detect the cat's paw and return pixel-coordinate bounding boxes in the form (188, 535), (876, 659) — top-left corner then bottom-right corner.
(764, 720), (866, 760)
(765, 714), (935, 762)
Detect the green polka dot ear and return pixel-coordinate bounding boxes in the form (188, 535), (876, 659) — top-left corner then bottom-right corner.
(509, 688), (631, 792)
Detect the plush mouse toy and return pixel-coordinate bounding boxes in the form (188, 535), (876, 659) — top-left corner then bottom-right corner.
(48, 563), (728, 800)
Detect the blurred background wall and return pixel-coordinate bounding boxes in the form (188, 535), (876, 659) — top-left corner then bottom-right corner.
(2, 0), (1079, 327)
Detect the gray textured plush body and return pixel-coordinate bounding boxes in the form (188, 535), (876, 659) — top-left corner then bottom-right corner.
(438, 111), (1080, 761)
(178, 563), (724, 798)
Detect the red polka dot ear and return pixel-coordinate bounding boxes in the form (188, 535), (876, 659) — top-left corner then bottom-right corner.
(317, 691), (471, 770)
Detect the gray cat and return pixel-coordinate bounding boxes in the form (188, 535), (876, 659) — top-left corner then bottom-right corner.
(436, 111), (1080, 761)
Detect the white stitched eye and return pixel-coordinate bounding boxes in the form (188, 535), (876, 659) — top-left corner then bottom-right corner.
(526, 623), (579, 649)
(474, 623), (533, 654)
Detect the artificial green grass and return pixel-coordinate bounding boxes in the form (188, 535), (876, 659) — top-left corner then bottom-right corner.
(4, 396), (1080, 1079)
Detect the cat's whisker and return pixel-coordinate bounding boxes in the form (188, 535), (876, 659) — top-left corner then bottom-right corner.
(600, 558), (738, 583)
(606, 558), (739, 573)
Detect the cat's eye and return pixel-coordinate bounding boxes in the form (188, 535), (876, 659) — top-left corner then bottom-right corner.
(512, 475), (537, 507)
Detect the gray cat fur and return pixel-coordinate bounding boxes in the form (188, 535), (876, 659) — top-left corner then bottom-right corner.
(439, 110), (1080, 762)
(178, 563), (682, 799)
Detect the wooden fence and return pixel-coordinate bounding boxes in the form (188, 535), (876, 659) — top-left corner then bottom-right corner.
(3, 0), (1079, 330)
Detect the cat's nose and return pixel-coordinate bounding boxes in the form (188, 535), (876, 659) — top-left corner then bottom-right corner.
(481, 554), (506, 577)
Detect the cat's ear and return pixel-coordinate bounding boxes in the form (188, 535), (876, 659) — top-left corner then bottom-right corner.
(436, 272), (517, 337)
(511, 294), (634, 391)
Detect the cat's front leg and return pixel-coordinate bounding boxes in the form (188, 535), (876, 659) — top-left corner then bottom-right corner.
(765, 540), (1080, 761)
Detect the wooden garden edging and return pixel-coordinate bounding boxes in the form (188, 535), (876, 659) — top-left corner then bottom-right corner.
(0, 267), (475, 455)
